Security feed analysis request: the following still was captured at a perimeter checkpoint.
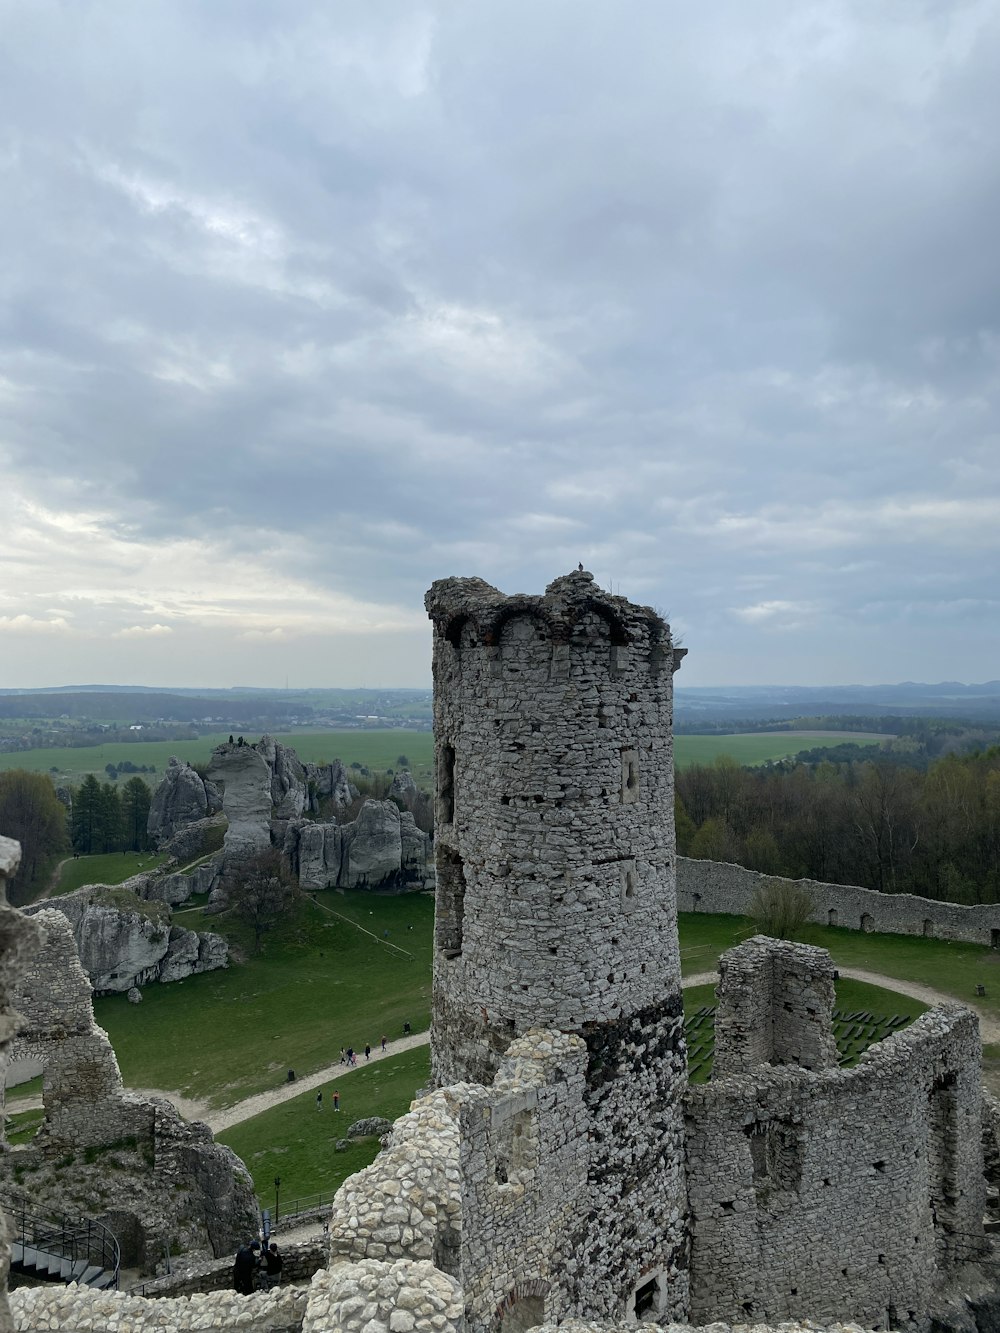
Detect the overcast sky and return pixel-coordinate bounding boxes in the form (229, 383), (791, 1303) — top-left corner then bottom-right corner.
(2, 2), (998, 690)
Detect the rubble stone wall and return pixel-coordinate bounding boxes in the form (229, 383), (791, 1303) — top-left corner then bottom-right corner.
(686, 951), (985, 1332)
(678, 856), (1000, 945)
(3, 908), (258, 1268)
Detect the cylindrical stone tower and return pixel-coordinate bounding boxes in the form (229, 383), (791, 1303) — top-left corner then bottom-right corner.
(425, 569), (690, 1321)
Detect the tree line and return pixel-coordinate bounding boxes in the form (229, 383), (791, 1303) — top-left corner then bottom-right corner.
(677, 747), (1000, 905)
(0, 769), (153, 901)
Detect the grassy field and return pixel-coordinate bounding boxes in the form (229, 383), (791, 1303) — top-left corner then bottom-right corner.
(0, 728), (889, 787)
(673, 730), (887, 767)
(52, 851), (169, 896)
(0, 730), (436, 786)
(94, 889), (435, 1108)
(218, 1047), (432, 1208)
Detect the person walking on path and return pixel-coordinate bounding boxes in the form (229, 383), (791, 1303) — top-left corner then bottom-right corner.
(339, 1047), (346, 1065)
(333, 1089), (340, 1111)
(364, 1043), (371, 1061)
(347, 1046), (356, 1067)
(316, 1090), (323, 1111)
(381, 1034), (387, 1052)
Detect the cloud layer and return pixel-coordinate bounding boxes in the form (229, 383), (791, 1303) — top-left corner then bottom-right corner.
(2, 1), (998, 686)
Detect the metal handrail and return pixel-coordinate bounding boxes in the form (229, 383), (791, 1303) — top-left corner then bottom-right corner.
(3, 1193), (121, 1289)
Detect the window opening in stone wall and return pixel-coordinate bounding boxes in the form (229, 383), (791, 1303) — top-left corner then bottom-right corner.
(621, 749), (640, 804)
(828, 908), (838, 926)
(928, 1072), (959, 1257)
(435, 847), (466, 958)
(923, 919), (934, 938)
(438, 744), (456, 824)
(621, 859), (636, 910)
(992, 929), (1000, 950)
(692, 892), (701, 911)
(861, 913), (874, 933)
(495, 1108), (537, 1187)
(744, 1119), (802, 1200)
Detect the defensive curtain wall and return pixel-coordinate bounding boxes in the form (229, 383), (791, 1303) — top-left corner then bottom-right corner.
(678, 856), (1000, 945)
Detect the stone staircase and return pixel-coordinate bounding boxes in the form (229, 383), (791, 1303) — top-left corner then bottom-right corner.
(5, 1198), (119, 1290)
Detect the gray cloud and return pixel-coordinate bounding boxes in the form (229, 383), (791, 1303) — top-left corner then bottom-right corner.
(1, 1), (998, 687)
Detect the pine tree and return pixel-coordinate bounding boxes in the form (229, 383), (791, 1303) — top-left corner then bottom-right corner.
(121, 777), (152, 852)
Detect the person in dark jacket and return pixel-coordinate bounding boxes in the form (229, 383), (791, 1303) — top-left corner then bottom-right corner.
(233, 1239), (260, 1294)
(263, 1242), (283, 1289)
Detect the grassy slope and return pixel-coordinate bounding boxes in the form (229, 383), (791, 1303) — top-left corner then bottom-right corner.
(218, 1047), (432, 1208)
(94, 890), (434, 1108)
(53, 851), (168, 896)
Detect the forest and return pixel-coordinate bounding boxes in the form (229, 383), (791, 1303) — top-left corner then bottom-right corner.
(677, 746), (1000, 904)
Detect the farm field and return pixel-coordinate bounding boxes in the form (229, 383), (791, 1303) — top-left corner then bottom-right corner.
(0, 728), (886, 786)
(0, 730), (436, 785)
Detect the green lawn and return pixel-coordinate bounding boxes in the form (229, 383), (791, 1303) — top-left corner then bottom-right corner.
(94, 890), (434, 1108)
(52, 851), (169, 896)
(218, 1047), (431, 1207)
(678, 911), (999, 1015)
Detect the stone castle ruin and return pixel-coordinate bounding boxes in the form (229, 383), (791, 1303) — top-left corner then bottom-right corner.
(1, 906), (258, 1271)
(2, 571), (999, 1331)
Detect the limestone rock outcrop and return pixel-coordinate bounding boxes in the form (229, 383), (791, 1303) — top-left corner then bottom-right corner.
(284, 800), (431, 891)
(147, 758), (222, 847)
(26, 886), (228, 992)
(257, 733), (309, 818)
(304, 757), (354, 812)
(206, 741), (273, 857)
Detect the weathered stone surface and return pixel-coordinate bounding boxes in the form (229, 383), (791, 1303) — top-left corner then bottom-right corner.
(160, 813), (228, 864)
(426, 570), (691, 1322)
(5, 909), (257, 1271)
(347, 1116), (394, 1138)
(304, 757), (354, 811)
(127, 985), (142, 1004)
(304, 1258), (463, 1333)
(284, 800), (430, 892)
(26, 886), (227, 991)
(207, 742), (273, 857)
(147, 757), (223, 847)
(258, 733), (309, 818)
(389, 769), (419, 804)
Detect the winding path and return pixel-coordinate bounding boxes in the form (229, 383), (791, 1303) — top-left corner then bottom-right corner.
(8, 967), (996, 1131)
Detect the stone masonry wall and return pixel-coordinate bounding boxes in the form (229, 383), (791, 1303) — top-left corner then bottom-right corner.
(425, 570), (690, 1324)
(458, 1030), (589, 1331)
(3, 907), (258, 1269)
(679, 856), (1000, 945)
(712, 937), (839, 1079)
(686, 938), (986, 1333)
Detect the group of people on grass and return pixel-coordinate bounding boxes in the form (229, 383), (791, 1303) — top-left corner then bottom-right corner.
(233, 1239), (283, 1295)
